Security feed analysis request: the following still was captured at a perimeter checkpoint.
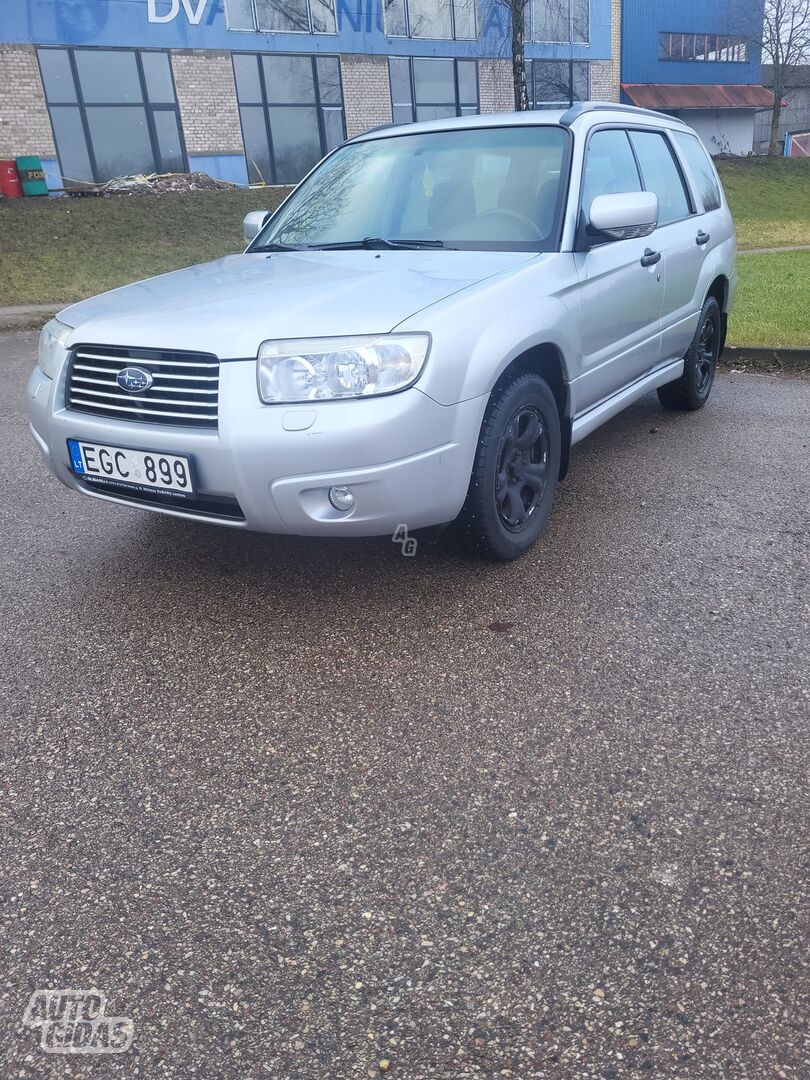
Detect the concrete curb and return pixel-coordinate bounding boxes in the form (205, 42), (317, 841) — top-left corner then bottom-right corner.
(0, 303), (61, 316)
(739, 244), (810, 255)
(722, 345), (810, 372)
(0, 302), (61, 329)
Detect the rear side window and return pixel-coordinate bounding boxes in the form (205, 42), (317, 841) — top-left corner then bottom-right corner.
(627, 130), (691, 225)
(581, 128), (642, 217)
(672, 130), (722, 211)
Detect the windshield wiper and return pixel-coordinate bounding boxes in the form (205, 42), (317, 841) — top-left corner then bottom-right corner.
(250, 241), (303, 252)
(252, 237), (450, 253)
(311, 237), (448, 251)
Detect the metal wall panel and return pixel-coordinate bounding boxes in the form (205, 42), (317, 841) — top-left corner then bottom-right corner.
(621, 0), (765, 86)
(0, 0), (613, 62)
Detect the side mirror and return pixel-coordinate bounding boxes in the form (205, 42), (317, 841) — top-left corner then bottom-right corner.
(243, 210), (271, 244)
(587, 191), (659, 242)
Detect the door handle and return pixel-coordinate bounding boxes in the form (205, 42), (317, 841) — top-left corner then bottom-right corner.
(640, 248), (661, 267)
(696, 230), (711, 246)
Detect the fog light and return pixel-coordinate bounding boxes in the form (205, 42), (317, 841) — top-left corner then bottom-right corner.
(328, 485), (355, 512)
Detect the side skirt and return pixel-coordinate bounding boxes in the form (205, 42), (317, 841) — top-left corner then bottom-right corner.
(570, 360), (684, 446)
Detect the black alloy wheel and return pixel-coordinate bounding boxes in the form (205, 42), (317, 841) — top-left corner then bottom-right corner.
(658, 295), (722, 411)
(695, 311), (717, 396)
(495, 405), (551, 531)
(451, 371), (561, 561)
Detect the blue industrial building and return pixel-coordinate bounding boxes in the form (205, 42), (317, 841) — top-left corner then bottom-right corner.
(620, 0), (773, 154)
(0, 0), (773, 191)
(0, 0), (617, 190)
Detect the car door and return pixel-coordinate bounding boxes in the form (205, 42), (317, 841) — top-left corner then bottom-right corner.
(668, 127), (729, 352)
(627, 128), (704, 365)
(573, 127), (665, 413)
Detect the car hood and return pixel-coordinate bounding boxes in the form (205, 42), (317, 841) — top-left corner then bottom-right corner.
(60, 249), (534, 356)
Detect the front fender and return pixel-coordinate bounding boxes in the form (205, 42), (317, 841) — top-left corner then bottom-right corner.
(397, 253), (582, 408)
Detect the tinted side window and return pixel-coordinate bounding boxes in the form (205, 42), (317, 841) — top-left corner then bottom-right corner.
(628, 130), (691, 225)
(672, 131), (722, 211)
(581, 129), (641, 218)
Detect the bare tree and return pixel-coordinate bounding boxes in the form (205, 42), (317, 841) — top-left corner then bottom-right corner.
(762, 0), (810, 154)
(494, 0), (576, 111)
(497, 0), (530, 110)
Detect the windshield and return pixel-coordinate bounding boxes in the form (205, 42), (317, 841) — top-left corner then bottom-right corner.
(253, 125), (570, 252)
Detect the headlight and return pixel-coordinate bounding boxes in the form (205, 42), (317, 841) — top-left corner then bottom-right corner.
(37, 318), (73, 379)
(257, 334), (430, 404)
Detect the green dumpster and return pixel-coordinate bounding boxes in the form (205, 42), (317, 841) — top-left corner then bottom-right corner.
(15, 155), (49, 196)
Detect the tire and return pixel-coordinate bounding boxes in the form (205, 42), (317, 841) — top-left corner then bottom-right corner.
(657, 296), (722, 411)
(451, 372), (561, 562)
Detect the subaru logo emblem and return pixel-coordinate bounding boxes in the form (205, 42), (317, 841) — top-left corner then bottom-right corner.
(117, 366), (153, 394)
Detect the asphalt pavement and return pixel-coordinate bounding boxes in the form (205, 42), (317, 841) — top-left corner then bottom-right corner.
(1, 330), (808, 1079)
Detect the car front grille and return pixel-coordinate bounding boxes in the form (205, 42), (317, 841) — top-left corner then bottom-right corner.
(66, 345), (219, 429)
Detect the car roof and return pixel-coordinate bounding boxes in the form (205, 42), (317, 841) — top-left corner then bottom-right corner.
(349, 103), (686, 144)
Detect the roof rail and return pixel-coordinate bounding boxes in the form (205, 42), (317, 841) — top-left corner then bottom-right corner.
(559, 102), (687, 127)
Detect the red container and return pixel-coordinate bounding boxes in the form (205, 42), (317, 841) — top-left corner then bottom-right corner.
(0, 160), (23, 198)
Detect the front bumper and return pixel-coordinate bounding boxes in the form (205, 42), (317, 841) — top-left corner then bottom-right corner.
(27, 359), (486, 536)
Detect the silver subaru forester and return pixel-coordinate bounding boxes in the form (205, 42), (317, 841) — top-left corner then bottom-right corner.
(27, 103), (736, 561)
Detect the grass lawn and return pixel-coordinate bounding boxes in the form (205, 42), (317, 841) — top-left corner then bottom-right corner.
(0, 157), (808, 341)
(727, 250), (810, 348)
(715, 157), (810, 250)
(0, 187), (291, 307)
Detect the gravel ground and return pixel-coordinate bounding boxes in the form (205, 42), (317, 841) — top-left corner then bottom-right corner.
(1, 330), (808, 1079)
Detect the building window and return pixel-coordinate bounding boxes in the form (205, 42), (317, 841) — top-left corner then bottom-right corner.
(659, 32), (748, 62)
(224, 0), (336, 33)
(383, 0), (476, 40)
(532, 0), (589, 44)
(37, 47), (186, 187)
(530, 60), (589, 107)
(389, 58), (479, 124)
(224, 0), (255, 29)
(233, 53), (345, 184)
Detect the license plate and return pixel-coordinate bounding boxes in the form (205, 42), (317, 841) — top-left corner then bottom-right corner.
(67, 439), (194, 495)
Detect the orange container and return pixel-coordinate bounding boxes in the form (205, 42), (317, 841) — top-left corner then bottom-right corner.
(0, 160), (23, 198)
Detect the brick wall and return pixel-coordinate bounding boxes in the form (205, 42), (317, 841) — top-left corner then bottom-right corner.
(341, 54), (392, 138)
(170, 51), (243, 155)
(609, 0), (622, 102)
(479, 59), (515, 113)
(589, 61), (614, 102)
(586, 0), (622, 102)
(0, 29), (625, 170)
(0, 45), (55, 159)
